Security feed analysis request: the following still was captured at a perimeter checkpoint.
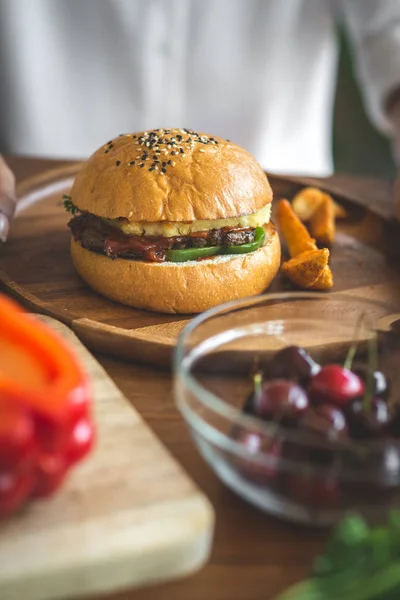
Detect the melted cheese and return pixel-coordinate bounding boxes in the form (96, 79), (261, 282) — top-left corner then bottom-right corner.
(105, 204), (271, 237)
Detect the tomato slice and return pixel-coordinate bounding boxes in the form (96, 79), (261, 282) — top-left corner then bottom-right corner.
(32, 454), (69, 498)
(0, 295), (91, 422)
(66, 418), (95, 464)
(0, 399), (36, 471)
(0, 470), (35, 519)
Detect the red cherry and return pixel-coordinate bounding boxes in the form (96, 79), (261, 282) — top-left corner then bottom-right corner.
(345, 397), (391, 439)
(267, 346), (320, 383)
(233, 429), (281, 483)
(300, 404), (348, 441)
(254, 380), (309, 423)
(286, 473), (342, 509)
(310, 365), (364, 407)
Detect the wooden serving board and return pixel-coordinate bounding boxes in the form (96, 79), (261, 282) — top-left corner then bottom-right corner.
(1, 164), (400, 366)
(0, 316), (214, 600)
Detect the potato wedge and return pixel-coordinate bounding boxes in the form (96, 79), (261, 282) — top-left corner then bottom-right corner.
(309, 266), (334, 290)
(292, 187), (348, 221)
(333, 201), (348, 220)
(276, 199), (317, 258)
(292, 187), (325, 221)
(281, 248), (330, 289)
(309, 194), (335, 246)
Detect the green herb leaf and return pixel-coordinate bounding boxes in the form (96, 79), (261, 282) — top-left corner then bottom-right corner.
(62, 195), (80, 215)
(274, 511), (400, 600)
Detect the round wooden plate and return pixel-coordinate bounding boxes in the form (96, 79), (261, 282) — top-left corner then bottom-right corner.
(1, 164), (400, 366)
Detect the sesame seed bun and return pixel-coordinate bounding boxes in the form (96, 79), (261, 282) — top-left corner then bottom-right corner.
(70, 223), (281, 314)
(70, 129), (273, 222)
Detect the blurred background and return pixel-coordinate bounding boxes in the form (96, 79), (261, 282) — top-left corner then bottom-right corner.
(334, 26), (395, 179)
(0, 0), (398, 181)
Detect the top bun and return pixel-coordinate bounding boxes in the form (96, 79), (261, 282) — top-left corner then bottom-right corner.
(70, 128), (272, 222)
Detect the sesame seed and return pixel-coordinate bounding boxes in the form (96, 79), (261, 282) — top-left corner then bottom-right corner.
(182, 153), (186, 157)
(128, 211), (133, 217)
(107, 140), (112, 144)
(161, 168), (166, 173)
(180, 148), (184, 154)
(171, 151), (175, 155)
(172, 162), (176, 167)
(141, 155), (147, 160)
(162, 161), (167, 167)
(116, 160), (121, 166)
(140, 163), (144, 168)
(104, 150), (109, 153)
(129, 161), (135, 165)
(132, 135), (137, 138)
(167, 160), (172, 165)
(199, 149), (205, 153)
(149, 167), (155, 172)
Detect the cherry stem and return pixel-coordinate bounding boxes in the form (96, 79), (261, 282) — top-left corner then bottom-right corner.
(253, 371), (262, 399)
(344, 313), (365, 370)
(363, 330), (378, 412)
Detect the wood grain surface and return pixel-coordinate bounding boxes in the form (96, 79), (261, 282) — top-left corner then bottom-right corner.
(2, 156), (400, 600)
(0, 315), (213, 600)
(1, 162), (400, 367)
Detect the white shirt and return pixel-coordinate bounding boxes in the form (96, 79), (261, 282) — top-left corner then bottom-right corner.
(1, 0), (400, 176)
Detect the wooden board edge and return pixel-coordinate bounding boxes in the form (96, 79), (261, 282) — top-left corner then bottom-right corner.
(0, 271), (74, 325)
(71, 317), (175, 366)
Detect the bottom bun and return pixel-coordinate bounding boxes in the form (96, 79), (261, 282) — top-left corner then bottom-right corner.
(70, 222), (281, 314)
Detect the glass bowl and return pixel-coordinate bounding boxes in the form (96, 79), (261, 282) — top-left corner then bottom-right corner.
(174, 292), (400, 526)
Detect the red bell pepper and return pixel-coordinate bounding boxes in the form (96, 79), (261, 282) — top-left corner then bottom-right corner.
(0, 294), (94, 518)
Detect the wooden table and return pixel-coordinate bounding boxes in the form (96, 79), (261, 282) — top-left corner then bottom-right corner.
(3, 155), (396, 600)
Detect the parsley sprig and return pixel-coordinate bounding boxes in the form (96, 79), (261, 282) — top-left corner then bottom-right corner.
(275, 512), (400, 600)
(62, 194), (80, 215)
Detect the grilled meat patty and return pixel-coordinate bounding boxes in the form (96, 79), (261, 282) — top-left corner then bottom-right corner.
(68, 213), (256, 262)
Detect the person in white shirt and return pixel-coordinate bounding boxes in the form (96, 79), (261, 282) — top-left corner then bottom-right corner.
(1, 0), (400, 240)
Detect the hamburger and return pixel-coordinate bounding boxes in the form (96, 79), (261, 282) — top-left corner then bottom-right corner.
(65, 128), (280, 314)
